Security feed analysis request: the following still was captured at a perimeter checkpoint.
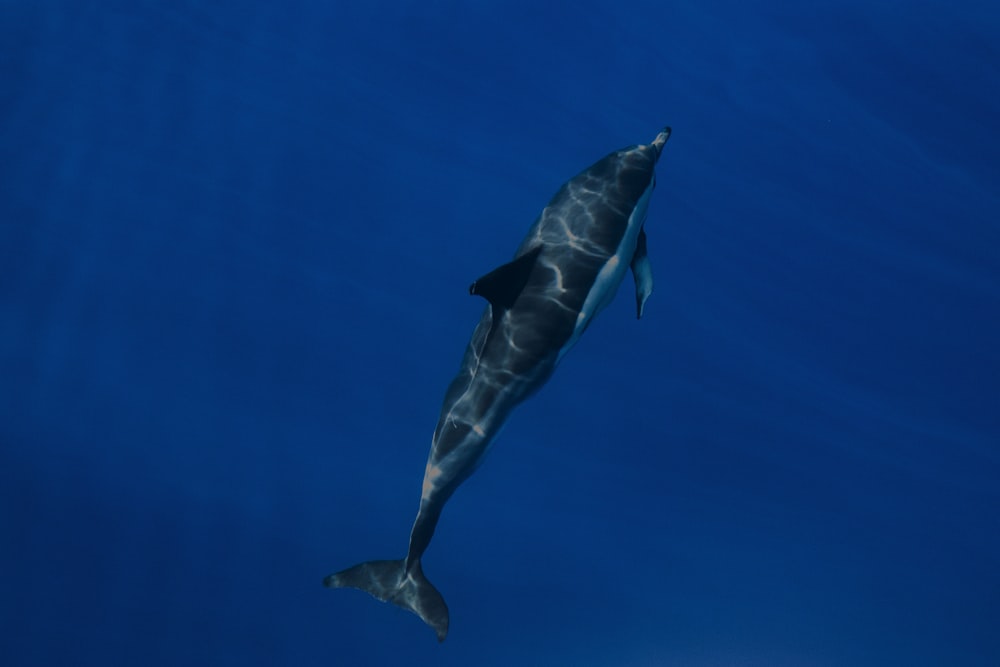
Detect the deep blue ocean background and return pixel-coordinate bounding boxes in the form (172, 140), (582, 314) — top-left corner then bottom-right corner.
(2, 2), (998, 665)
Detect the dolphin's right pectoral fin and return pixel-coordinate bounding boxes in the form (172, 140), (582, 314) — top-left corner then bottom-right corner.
(469, 245), (543, 310)
(325, 558), (449, 642)
(630, 228), (653, 319)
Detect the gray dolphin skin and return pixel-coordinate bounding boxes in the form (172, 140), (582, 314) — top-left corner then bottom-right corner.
(324, 127), (671, 641)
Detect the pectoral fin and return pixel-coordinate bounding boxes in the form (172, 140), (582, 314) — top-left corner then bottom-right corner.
(630, 228), (653, 319)
(469, 245), (542, 310)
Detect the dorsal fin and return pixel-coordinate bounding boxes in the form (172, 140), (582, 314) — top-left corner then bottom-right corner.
(469, 245), (542, 310)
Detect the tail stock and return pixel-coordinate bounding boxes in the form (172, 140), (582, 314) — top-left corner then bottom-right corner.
(324, 558), (449, 641)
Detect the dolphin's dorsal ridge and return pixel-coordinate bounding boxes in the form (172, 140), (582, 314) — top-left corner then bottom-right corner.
(468, 245), (542, 310)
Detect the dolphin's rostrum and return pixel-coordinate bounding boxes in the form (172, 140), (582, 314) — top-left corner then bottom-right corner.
(325, 127), (672, 641)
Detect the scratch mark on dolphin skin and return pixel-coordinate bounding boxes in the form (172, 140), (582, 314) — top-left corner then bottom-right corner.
(422, 464), (443, 499)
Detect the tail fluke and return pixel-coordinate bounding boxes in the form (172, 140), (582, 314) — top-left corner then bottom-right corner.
(324, 559), (449, 641)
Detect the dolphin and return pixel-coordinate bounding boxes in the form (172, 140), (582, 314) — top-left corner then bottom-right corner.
(325, 127), (672, 641)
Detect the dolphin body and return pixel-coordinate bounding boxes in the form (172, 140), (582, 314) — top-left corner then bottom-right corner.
(325, 127), (672, 641)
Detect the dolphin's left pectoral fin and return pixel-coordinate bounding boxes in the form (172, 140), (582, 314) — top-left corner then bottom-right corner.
(630, 228), (653, 319)
(469, 245), (543, 310)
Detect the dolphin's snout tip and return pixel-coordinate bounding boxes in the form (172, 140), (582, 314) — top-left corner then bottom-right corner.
(651, 126), (671, 155)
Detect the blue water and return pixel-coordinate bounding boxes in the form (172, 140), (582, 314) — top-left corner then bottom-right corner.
(2, 2), (998, 665)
